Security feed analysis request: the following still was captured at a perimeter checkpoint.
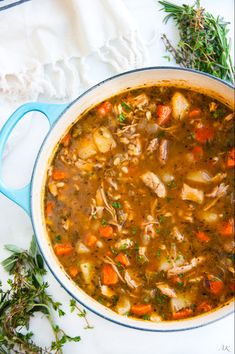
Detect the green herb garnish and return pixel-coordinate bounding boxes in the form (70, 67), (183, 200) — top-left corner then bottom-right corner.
(112, 201), (121, 209)
(121, 101), (131, 112)
(0, 237), (88, 353)
(118, 113), (126, 123)
(101, 218), (107, 226)
(159, 0), (234, 83)
(55, 235), (61, 243)
(157, 249), (161, 258)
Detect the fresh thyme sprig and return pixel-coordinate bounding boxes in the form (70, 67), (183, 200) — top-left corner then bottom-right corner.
(0, 238), (84, 354)
(159, 0), (234, 83)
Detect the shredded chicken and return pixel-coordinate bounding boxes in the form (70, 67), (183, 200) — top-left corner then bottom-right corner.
(172, 227), (184, 242)
(204, 183), (229, 211)
(146, 138), (159, 154)
(159, 139), (168, 165)
(167, 256), (205, 278)
(141, 171), (167, 198)
(156, 282), (177, 298)
(124, 270), (140, 289)
(128, 137), (142, 156)
(103, 256), (125, 282)
(128, 93), (149, 108)
(181, 183), (204, 204)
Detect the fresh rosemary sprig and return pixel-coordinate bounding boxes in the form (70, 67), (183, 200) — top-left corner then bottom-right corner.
(159, 0), (234, 83)
(0, 238), (85, 354)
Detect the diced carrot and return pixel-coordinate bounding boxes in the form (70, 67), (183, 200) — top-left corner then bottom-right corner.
(194, 124), (214, 144)
(102, 264), (118, 285)
(230, 281), (235, 293)
(106, 250), (112, 257)
(99, 225), (113, 238)
(46, 201), (55, 216)
(115, 252), (130, 267)
(54, 243), (74, 256)
(171, 275), (185, 286)
(219, 219), (234, 237)
(69, 265), (79, 278)
(196, 231), (210, 243)
(207, 275), (224, 295)
(156, 105), (172, 125)
(84, 233), (98, 247)
(61, 133), (71, 147)
(172, 308), (193, 320)
(189, 109), (202, 118)
(97, 101), (112, 115)
(52, 170), (67, 180)
(196, 301), (212, 313)
(226, 148), (235, 168)
(192, 146), (203, 161)
(131, 304), (152, 316)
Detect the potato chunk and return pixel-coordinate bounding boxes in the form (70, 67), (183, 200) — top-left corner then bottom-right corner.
(78, 135), (97, 159)
(172, 92), (189, 120)
(181, 183), (204, 204)
(93, 127), (116, 153)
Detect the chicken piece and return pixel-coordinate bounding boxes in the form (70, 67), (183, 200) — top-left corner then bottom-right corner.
(172, 227), (184, 242)
(116, 296), (131, 315)
(206, 183), (229, 198)
(172, 92), (189, 120)
(138, 247), (149, 263)
(115, 238), (134, 250)
(128, 93), (149, 108)
(101, 285), (115, 298)
(141, 171), (167, 198)
(167, 256), (204, 278)
(124, 270), (140, 289)
(170, 294), (193, 312)
(156, 282), (177, 298)
(146, 138), (159, 154)
(181, 183), (204, 204)
(159, 139), (168, 165)
(93, 127), (116, 153)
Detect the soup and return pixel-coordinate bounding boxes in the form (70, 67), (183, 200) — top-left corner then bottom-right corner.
(44, 86), (234, 322)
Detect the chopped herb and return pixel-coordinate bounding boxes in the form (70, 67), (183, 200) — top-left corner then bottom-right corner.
(155, 228), (161, 234)
(112, 201), (121, 209)
(110, 246), (118, 255)
(70, 299), (93, 329)
(167, 180), (177, 189)
(119, 243), (128, 251)
(121, 101), (131, 112)
(142, 314), (150, 320)
(118, 113), (126, 122)
(162, 55), (171, 62)
(157, 130), (166, 138)
(101, 218), (107, 226)
(157, 249), (161, 258)
(132, 226), (138, 235)
(111, 295), (119, 306)
(159, 215), (166, 224)
(134, 243), (140, 251)
(55, 235), (61, 243)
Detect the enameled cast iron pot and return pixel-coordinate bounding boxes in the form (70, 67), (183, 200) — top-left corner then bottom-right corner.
(0, 67), (234, 331)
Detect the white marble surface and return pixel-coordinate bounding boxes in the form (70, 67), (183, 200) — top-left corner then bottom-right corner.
(0, 0), (234, 353)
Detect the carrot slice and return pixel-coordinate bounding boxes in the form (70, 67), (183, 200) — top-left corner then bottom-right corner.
(131, 304), (152, 316)
(54, 243), (74, 256)
(99, 225), (113, 238)
(84, 233), (98, 247)
(189, 109), (202, 118)
(196, 301), (212, 313)
(194, 124), (214, 144)
(207, 275), (224, 295)
(156, 105), (172, 125)
(69, 265), (79, 278)
(172, 308), (193, 320)
(61, 133), (71, 147)
(102, 264), (118, 285)
(115, 252), (130, 267)
(46, 201), (55, 216)
(219, 219), (234, 237)
(52, 170), (67, 180)
(227, 147), (235, 168)
(196, 231), (210, 243)
(97, 101), (112, 115)
(192, 146), (203, 161)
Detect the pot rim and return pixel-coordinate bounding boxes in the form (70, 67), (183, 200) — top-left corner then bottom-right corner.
(30, 66), (234, 332)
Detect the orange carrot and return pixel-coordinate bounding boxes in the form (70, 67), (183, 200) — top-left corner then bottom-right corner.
(194, 124), (214, 144)
(219, 219), (234, 237)
(196, 231), (210, 243)
(54, 243), (74, 256)
(131, 304), (152, 316)
(172, 308), (193, 320)
(99, 225), (113, 238)
(192, 146), (203, 161)
(97, 101), (112, 115)
(156, 105), (171, 125)
(196, 302), (212, 313)
(69, 265), (79, 278)
(61, 133), (71, 147)
(227, 147), (235, 168)
(46, 201), (55, 216)
(171, 275), (185, 286)
(230, 281), (235, 293)
(115, 252), (130, 267)
(52, 170), (67, 180)
(189, 109), (202, 118)
(102, 264), (118, 285)
(207, 275), (224, 295)
(84, 233), (98, 247)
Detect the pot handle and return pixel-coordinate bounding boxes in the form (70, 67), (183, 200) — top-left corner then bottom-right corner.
(0, 102), (70, 215)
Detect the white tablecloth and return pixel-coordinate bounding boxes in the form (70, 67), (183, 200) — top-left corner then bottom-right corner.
(0, 1), (234, 353)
